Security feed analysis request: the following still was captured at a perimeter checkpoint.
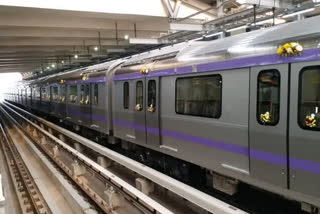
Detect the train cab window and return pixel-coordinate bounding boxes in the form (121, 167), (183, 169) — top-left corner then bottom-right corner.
(94, 84), (98, 105)
(148, 80), (156, 112)
(123, 82), (129, 109)
(52, 86), (59, 101)
(69, 85), (77, 103)
(298, 66), (320, 130)
(176, 75), (222, 118)
(60, 85), (66, 102)
(136, 81), (143, 111)
(257, 69), (280, 126)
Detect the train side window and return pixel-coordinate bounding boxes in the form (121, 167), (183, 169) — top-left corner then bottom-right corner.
(148, 80), (156, 112)
(176, 75), (222, 118)
(60, 85), (66, 102)
(123, 82), (129, 109)
(41, 87), (47, 100)
(84, 84), (90, 105)
(257, 69), (280, 126)
(136, 81), (143, 111)
(52, 86), (59, 101)
(69, 85), (77, 103)
(80, 85), (84, 104)
(298, 66), (320, 130)
(36, 88), (41, 100)
(94, 84), (98, 105)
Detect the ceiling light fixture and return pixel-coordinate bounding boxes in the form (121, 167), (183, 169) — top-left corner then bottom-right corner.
(51, 64), (55, 68)
(282, 8), (315, 18)
(94, 46), (99, 51)
(74, 54), (78, 59)
(61, 60), (65, 64)
(124, 35), (129, 40)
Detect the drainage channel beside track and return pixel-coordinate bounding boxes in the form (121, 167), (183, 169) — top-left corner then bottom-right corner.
(2, 101), (248, 214)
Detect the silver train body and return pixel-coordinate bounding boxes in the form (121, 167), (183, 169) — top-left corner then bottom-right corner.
(6, 15), (320, 208)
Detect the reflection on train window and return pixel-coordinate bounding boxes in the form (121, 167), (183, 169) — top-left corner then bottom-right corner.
(41, 87), (47, 100)
(136, 81), (143, 111)
(299, 66), (320, 130)
(123, 82), (129, 109)
(69, 85), (77, 103)
(175, 75), (222, 118)
(80, 85), (84, 104)
(84, 84), (90, 104)
(94, 84), (98, 105)
(60, 85), (66, 102)
(148, 80), (156, 112)
(52, 86), (59, 101)
(257, 69), (280, 126)
(33, 87), (40, 100)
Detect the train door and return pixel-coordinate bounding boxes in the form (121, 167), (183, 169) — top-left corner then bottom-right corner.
(145, 77), (160, 146)
(134, 79), (146, 145)
(249, 64), (289, 188)
(289, 61), (320, 198)
(90, 83), (100, 128)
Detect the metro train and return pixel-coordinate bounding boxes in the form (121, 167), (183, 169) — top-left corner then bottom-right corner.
(5, 15), (320, 212)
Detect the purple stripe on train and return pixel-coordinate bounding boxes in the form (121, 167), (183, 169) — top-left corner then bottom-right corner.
(113, 48), (320, 81)
(62, 110), (320, 174)
(66, 110), (108, 123)
(113, 119), (320, 174)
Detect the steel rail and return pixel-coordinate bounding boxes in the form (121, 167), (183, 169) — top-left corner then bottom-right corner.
(0, 111), (52, 214)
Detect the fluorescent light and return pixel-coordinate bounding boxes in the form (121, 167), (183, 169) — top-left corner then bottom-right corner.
(266, 11), (273, 16)
(46, 66), (50, 69)
(190, 37), (203, 41)
(282, 8), (315, 18)
(235, 0), (246, 3)
(226, 25), (247, 32)
(205, 32), (223, 38)
(256, 18), (286, 25)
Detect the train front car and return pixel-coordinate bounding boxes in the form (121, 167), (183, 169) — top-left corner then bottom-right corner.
(112, 15), (320, 212)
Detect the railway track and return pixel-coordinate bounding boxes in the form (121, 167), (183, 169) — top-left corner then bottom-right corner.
(0, 104), (174, 214)
(0, 120), (51, 214)
(1, 101), (248, 214)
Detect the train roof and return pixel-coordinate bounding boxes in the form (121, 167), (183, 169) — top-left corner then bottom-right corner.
(114, 15), (320, 77)
(27, 15), (320, 85)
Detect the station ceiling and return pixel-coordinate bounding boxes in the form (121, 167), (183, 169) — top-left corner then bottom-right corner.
(0, 0), (318, 79)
